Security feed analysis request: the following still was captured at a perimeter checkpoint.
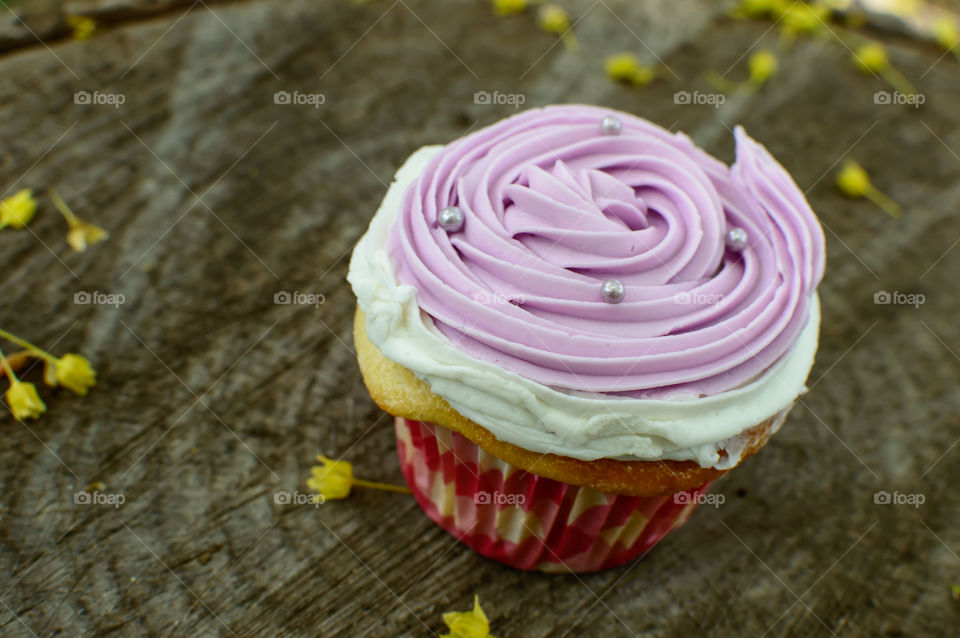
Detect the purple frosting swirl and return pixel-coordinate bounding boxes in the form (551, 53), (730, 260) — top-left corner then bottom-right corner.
(387, 105), (825, 398)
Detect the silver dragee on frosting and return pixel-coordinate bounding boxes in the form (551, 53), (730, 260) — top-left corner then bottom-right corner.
(348, 104), (824, 467)
(386, 105), (825, 398)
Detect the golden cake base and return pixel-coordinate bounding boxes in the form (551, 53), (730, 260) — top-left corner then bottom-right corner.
(354, 309), (777, 498)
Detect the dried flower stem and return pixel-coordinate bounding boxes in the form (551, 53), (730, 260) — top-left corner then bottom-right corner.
(49, 188), (80, 225)
(0, 328), (55, 362)
(351, 478), (412, 493)
(863, 186), (902, 218)
(0, 345), (18, 383)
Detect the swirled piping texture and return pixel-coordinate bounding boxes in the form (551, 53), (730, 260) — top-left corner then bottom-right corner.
(387, 105), (824, 398)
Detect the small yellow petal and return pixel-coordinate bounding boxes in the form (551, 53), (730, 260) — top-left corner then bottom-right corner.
(0, 189), (38, 230)
(491, 0), (526, 16)
(471, 596), (489, 625)
(66, 15), (96, 41)
(837, 160), (871, 197)
(605, 53), (655, 86)
(7, 381), (46, 420)
(748, 50), (778, 84)
(67, 221), (109, 252)
(933, 17), (959, 51)
(854, 43), (889, 73)
(54, 354), (97, 396)
(50, 188), (109, 251)
(43, 358), (58, 388)
(781, 2), (830, 34)
(733, 0), (790, 18)
(537, 4), (570, 35)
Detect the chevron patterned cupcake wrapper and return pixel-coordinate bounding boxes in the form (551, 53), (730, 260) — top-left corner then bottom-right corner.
(395, 417), (711, 573)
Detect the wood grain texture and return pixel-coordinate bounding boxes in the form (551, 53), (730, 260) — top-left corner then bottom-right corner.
(1, 0), (959, 635)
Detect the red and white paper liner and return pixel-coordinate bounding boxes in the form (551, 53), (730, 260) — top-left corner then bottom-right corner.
(395, 417), (713, 573)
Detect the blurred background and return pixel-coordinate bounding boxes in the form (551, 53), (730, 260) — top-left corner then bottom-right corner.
(1, 0), (959, 635)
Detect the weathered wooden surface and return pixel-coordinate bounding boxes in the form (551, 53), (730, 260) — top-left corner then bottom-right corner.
(1, 0), (960, 635)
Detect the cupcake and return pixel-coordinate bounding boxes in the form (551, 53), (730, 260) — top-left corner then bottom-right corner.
(348, 104), (824, 573)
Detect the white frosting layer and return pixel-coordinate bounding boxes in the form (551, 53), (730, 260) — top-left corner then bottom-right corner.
(348, 146), (821, 468)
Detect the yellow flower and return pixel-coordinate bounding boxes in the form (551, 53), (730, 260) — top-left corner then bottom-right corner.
(836, 160), (901, 217)
(7, 381), (46, 420)
(50, 188), (109, 252)
(852, 42), (917, 95)
(66, 15), (96, 41)
(836, 160), (870, 197)
(933, 17), (959, 51)
(854, 43), (889, 73)
(441, 596), (497, 638)
(605, 53), (656, 87)
(308, 454), (355, 500)
(492, 0), (526, 16)
(307, 454), (411, 500)
(537, 4), (570, 34)
(67, 221), (109, 252)
(0, 330), (98, 400)
(537, 4), (578, 51)
(732, 0), (789, 18)
(45, 354), (97, 396)
(0, 189), (37, 230)
(748, 50), (778, 85)
(781, 2), (829, 35)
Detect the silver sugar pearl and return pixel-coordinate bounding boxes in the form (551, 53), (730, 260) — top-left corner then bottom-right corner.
(601, 279), (625, 304)
(600, 115), (622, 136)
(438, 206), (465, 233)
(725, 227), (749, 252)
